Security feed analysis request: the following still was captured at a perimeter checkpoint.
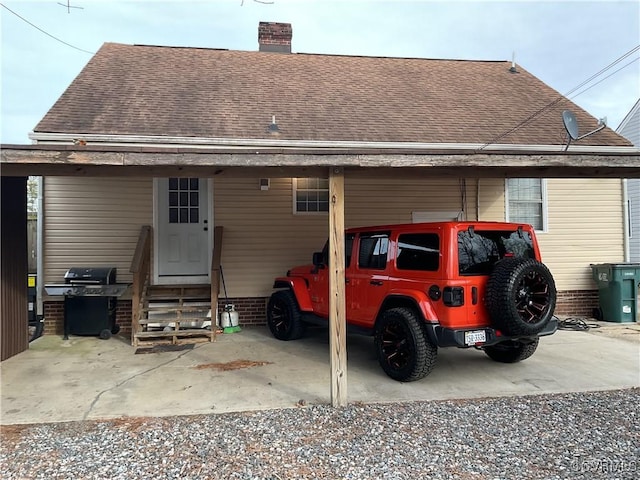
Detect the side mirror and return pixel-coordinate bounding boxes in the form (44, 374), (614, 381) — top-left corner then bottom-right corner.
(312, 252), (325, 267)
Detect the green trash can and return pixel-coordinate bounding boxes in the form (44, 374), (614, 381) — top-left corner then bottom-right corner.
(590, 263), (640, 323)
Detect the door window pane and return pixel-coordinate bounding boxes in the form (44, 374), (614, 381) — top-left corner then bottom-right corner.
(168, 178), (201, 224)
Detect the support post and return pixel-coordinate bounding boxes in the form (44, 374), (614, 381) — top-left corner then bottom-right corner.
(329, 167), (347, 407)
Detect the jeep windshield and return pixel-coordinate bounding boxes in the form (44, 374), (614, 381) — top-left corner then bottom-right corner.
(458, 229), (534, 275)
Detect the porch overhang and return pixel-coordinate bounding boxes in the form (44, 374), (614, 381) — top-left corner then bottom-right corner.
(1, 144), (639, 178)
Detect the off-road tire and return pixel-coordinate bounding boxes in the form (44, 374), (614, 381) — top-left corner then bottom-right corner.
(267, 290), (306, 341)
(483, 338), (539, 363)
(486, 258), (556, 336)
(374, 307), (437, 382)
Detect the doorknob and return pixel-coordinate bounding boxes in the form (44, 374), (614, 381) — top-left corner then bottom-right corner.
(204, 227), (208, 231)
(370, 280), (383, 286)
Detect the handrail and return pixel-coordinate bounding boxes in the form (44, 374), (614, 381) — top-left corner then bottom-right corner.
(130, 225), (152, 345)
(130, 225), (152, 274)
(211, 226), (224, 329)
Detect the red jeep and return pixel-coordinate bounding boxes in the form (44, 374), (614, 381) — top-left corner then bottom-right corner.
(267, 222), (557, 382)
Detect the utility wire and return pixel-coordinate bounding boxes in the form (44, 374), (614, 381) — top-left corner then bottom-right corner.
(0, 3), (94, 55)
(570, 57), (640, 100)
(477, 44), (640, 150)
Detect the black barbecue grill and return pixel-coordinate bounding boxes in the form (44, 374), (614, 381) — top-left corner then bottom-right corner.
(45, 267), (129, 340)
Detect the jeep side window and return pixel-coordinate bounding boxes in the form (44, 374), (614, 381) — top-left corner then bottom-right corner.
(321, 233), (355, 267)
(358, 233), (390, 270)
(397, 233), (440, 271)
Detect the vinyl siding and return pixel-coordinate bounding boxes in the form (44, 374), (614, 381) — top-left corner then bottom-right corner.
(617, 102), (640, 262)
(43, 177), (153, 286)
(478, 178), (624, 291)
(540, 179), (624, 290)
(43, 175), (623, 298)
(628, 179), (640, 262)
(478, 178), (506, 221)
(215, 176), (476, 297)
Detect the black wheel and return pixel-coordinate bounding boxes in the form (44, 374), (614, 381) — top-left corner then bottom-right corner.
(267, 290), (306, 341)
(592, 307), (603, 321)
(28, 319), (44, 343)
(486, 258), (556, 336)
(111, 324), (121, 335)
(99, 329), (112, 340)
(484, 338), (539, 363)
(374, 307), (437, 382)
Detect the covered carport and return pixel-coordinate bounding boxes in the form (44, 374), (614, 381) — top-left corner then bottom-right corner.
(2, 143), (639, 406)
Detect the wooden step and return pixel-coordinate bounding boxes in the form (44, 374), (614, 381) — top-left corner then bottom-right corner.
(143, 306), (210, 314)
(147, 285), (211, 298)
(139, 317), (210, 325)
(133, 328), (215, 347)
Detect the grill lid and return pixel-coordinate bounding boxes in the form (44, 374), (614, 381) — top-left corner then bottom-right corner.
(64, 267), (116, 285)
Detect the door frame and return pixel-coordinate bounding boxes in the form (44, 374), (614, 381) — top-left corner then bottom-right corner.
(152, 178), (214, 285)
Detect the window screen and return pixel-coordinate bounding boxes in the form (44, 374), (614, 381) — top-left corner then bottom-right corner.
(294, 178), (329, 213)
(507, 178), (545, 230)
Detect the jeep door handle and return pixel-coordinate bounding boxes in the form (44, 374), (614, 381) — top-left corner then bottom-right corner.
(370, 280), (384, 286)
(345, 279), (351, 285)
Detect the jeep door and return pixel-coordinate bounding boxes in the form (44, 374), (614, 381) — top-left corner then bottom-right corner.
(311, 234), (355, 319)
(347, 232), (391, 328)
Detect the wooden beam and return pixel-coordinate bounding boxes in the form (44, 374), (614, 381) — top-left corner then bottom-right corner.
(328, 166), (347, 407)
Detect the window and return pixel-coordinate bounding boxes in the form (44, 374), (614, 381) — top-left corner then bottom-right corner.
(168, 177), (199, 223)
(397, 233), (440, 271)
(321, 234), (355, 267)
(506, 178), (547, 231)
(358, 233), (390, 270)
(458, 229), (534, 276)
(294, 178), (329, 213)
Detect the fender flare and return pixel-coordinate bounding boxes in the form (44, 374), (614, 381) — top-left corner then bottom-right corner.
(378, 289), (439, 324)
(273, 277), (314, 312)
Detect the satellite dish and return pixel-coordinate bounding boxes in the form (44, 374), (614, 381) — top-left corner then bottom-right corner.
(562, 109), (606, 151)
(562, 110), (579, 140)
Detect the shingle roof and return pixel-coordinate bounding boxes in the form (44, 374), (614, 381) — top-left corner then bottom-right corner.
(34, 42), (630, 147)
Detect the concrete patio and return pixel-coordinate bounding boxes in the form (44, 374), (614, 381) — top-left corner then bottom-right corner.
(1, 324), (638, 425)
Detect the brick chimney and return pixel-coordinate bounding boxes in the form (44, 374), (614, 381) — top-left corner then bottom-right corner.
(258, 22), (292, 53)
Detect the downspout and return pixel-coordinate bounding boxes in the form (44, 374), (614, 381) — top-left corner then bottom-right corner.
(623, 179), (630, 262)
(36, 176), (44, 322)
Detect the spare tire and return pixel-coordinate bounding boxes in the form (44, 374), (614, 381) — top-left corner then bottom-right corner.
(485, 257), (556, 336)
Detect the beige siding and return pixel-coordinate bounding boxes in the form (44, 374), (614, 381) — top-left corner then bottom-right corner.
(538, 179), (624, 291)
(215, 176), (475, 297)
(44, 177), (153, 287)
(478, 178), (506, 221)
(478, 178), (624, 291)
(46, 174), (624, 298)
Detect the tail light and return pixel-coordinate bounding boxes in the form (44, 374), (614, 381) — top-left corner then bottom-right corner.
(443, 286), (464, 307)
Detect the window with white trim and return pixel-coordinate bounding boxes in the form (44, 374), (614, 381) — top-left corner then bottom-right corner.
(293, 178), (329, 213)
(506, 178), (547, 231)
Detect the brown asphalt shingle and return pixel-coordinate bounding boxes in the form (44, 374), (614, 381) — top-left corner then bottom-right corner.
(34, 43), (630, 147)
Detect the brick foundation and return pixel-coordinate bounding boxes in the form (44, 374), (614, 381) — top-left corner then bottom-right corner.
(44, 300), (133, 336)
(41, 290), (601, 336)
(216, 297), (268, 325)
(553, 290), (599, 318)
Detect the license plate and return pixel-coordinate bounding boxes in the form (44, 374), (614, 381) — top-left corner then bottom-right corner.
(464, 330), (486, 345)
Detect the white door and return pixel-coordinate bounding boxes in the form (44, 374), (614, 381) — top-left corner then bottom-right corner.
(155, 178), (211, 281)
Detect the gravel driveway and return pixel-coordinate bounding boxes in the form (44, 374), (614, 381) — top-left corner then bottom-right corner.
(1, 388), (638, 479)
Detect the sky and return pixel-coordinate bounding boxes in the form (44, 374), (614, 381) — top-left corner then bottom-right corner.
(1, 0), (639, 145)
